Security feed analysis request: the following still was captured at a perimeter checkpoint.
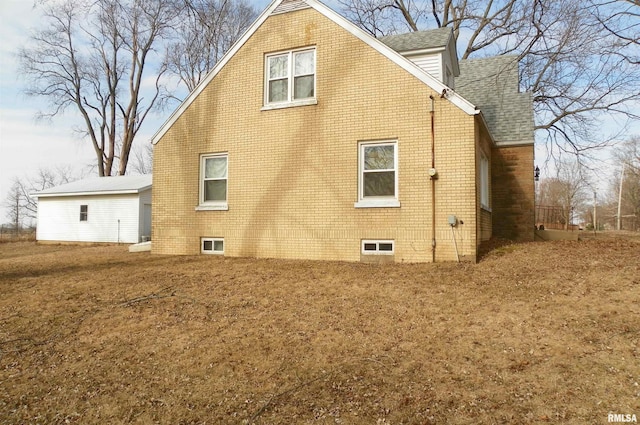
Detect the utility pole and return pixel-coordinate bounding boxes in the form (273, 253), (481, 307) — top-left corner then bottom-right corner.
(617, 163), (625, 231)
(593, 191), (597, 235)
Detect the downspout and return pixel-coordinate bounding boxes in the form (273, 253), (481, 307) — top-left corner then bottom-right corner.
(429, 95), (437, 263)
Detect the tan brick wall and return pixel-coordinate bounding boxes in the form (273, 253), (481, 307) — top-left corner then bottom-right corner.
(152, 7), (481, 262)
(491, 145), (535, 241)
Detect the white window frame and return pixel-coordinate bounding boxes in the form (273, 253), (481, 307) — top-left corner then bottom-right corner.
(480, 152), (490, 210)
(355, 140), (400, 208)
(201, 237), (224, 255)
(263, 47), (317, 110)
(361, 240), (395, 255)
(196, 153), (229, 211)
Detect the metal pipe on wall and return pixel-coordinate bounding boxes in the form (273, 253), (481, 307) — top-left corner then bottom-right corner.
(430, 95), (436, 263)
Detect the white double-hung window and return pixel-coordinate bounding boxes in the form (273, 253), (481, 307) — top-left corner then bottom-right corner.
(197, 153), (228, 211)
(355, 141), (400, 208)
(265, 48), (316, 108)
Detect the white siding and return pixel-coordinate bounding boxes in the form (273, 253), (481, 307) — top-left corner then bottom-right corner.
(409, 54), (442, 82)
(36, 194), (142, 243)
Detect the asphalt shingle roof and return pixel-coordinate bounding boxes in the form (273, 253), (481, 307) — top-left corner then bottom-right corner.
(33, 174), (152, 197)
(455, 55), (534, 144)
(379, 27), (452, 52)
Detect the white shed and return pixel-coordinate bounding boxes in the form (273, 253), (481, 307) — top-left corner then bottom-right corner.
(32, 175), (152, 244)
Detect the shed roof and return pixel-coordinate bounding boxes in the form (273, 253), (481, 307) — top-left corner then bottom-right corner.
(32, 174), (152, 198)
(455, 55), (534, 145)
(379, 27), (453, 52)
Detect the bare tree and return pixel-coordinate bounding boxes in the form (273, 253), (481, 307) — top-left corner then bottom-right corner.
(129, 142), (154, 175)
(166, 0), (257, 91)
(3, 181), (24, 231)
(537, 159), (590, 229)
(609, 136), (640, 230)
(3, 167), (82, 225)
(337, 0), (426, 36)
(19, 0), (180, 177)
(590, 0), (640, 66)
(337, 0), (640, 156)
(19, 0), (256, 177)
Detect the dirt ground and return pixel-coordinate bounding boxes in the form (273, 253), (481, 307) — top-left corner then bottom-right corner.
(0, 233), (638, 424)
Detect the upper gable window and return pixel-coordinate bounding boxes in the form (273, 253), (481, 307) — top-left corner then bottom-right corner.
(264, 48), (316, 109)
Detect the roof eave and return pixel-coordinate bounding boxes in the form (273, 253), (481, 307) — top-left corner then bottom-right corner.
(494, 139), (535, 147)
(32, 185), (152, 198)
(476, 112), (496, 147)
(398, 46), (446, 56)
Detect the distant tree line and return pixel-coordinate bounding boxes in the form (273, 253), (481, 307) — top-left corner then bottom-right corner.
(2, 166), (83, 232)
(537, 136), (640, 231)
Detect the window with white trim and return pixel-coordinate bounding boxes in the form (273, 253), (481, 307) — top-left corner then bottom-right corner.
(265, 48), (315, 107)
(361, 240), (395, 255)
(355, 141), (400, 208)
(201, 237), (224, 255)
(480, 152), (490, 210)
(198, 153), (228, 210)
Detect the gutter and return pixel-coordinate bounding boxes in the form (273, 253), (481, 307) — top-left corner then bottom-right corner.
(31, 188), (150, 198)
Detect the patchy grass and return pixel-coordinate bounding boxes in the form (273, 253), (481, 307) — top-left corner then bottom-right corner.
(0, 237), (639, 424)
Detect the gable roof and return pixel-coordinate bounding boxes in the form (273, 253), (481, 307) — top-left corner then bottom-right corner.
(379, 27), (453, 52)
(32, 174), (152, 198)
(379, 27), (460, 77)
(150, 0), (478, 145)
(455, 55), (534, 146)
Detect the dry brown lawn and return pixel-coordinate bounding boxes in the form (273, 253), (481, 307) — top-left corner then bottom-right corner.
(0, 234), (639, 424)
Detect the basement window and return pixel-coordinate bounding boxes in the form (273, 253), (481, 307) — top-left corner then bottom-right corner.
(201, 238), (224, 255)
(361, 240), (395, 255)
(79, 205), (88, 221)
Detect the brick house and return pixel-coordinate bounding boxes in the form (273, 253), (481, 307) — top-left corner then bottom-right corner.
(150, 0), (534, 262)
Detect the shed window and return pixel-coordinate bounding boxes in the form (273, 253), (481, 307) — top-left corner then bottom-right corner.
(79, 205), (88, 221)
